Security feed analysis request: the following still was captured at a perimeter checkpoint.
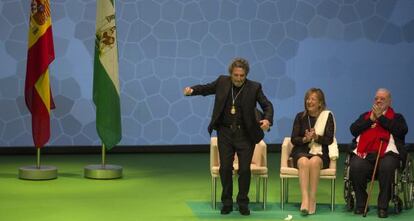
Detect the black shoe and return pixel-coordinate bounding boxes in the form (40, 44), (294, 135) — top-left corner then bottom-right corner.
(239, 206), (250, 216)
(220, 205), (233, 215)
(378, 209), (388, 218)
(354, 207), (368, 215)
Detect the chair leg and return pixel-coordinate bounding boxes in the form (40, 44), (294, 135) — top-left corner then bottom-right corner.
(285, 179), (289, 203)
(331, 179), (336, 211)
(263, 177), (267, 210)
(256, 176), (261, 203)
(280, 178), (284, 210)
(212, 177), (217, 209)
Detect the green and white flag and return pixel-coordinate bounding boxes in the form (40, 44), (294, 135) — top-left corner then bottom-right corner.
(93, 0), (121, 149)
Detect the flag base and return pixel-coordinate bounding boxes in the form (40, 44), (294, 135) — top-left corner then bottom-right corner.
(18, 165), (58, 180)
(84, 164), (122, 179)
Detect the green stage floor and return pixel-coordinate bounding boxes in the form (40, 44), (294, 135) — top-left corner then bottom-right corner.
(0, 153), (412, 221)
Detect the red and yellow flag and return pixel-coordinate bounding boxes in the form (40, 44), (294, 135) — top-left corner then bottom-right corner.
(25, 0), (55, 148)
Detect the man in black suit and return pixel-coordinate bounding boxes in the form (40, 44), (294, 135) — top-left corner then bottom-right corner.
(349, 88), (408, 218)
(183, 58), (274, 215)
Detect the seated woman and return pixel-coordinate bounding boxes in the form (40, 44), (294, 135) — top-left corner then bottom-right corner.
(290, 88), (337, 215)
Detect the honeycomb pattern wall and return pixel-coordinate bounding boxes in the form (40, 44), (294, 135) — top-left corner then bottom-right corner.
(1, 0), (413, 146)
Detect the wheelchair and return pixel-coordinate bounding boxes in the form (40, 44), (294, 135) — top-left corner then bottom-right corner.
(343, 147), (414, 214)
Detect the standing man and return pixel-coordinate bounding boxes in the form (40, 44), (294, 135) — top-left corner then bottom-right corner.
(183, 58), (274, 215)
(349, 88), (408, 218)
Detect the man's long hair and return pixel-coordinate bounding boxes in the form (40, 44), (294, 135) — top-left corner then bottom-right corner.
(228, 57), (249, 75)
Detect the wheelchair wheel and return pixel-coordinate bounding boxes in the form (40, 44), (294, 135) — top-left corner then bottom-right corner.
(402, 157), (414, 209)
(394, 196), (403, 214)
(346, 194), (354, 211)
(343, 180), (354, 211)
(403, 182), (414, 209)
(343, 154), (354, 211)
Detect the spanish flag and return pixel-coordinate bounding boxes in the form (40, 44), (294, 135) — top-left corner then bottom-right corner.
(25, 0), (55, 148)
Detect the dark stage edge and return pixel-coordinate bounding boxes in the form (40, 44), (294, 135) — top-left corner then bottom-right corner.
(1, 144), (413, 155)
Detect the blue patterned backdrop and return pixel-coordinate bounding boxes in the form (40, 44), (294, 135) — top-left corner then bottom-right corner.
(0, 0), (413, 146)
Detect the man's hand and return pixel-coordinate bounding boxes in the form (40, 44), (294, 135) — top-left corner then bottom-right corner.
(260, 119), (270, 131)
(370, 104), (383, 121)
(183, 87), (193, 96)
(373, 104), (383, 117)
(369, 111), (376, 121)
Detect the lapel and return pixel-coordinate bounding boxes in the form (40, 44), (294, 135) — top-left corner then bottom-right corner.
(240, 79), (250, 105)
(213, 77), (232, 116)
(220, 77), (232, 101)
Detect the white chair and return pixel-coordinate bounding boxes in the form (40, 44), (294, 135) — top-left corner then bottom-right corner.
(279, 137), (337, 211)
(210, 137), (268, 209)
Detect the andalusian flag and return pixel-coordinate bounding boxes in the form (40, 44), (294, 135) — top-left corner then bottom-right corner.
(93, 0), (122, 149)
(25, 0), (55, 148)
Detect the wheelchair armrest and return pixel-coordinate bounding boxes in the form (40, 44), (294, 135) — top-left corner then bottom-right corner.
(345, 142), (357, 153)
(401, 152), (412, 171)
(344, 152), (352, 166)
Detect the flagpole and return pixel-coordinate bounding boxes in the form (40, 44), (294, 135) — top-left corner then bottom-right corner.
(83, 0), (122, 180)
(36, 148), (41, 169)
(102, 144), (106, 168)
(19, 146), (57, 180)
(85, 142), (121, 179)
(18, 0), (57, 180)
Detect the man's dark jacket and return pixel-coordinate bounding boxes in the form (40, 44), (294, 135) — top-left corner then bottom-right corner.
(350, 111), (408, 164)
(190, 75), (274, 144)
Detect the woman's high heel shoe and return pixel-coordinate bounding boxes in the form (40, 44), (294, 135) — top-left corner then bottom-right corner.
(300, 208), (309, 216)
(308, 202), (316, 215)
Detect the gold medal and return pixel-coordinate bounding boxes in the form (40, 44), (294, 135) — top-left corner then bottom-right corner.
(231, 105), (236, 115)
(231, 84), (245, 115)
